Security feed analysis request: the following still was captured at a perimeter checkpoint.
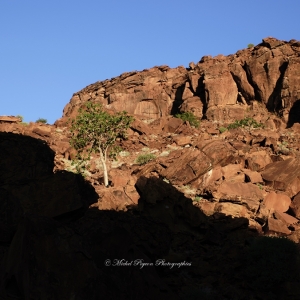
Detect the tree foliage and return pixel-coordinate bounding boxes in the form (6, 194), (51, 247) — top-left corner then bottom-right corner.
(69, 102), (134, 186)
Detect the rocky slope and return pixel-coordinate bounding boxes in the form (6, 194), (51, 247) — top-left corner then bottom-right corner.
(1, 37), (300, 299)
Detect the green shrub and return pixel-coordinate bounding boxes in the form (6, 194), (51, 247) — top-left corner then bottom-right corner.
(69, 158), (90, 178)
(193, 196), (203, 202)
(136, 153), (156, 165)
(36, 118), (47, 124)
(175, 112), (200, 128)
(16, 115), (24, 122)
(256, 183), (263, 190)
(219, 126), (227, 133)
(227, 117), (263, 130)
(248, 43), (254, 48)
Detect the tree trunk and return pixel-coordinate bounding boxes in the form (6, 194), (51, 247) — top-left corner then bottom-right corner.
(99, 150), (109, 187)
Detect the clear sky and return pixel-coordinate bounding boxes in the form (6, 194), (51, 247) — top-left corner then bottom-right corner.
(1, 0), (299, 124)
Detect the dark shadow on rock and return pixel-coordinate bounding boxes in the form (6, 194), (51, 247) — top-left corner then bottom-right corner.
(134, 176), (300, 300)
(242, 62), (263, 102)
(287, 99), (300, 128)
(1, 132), (300, 299)
(266, 61), (289, 114)
(0, 132), (55, 186)
(0, 132), (177, 299)
(194, 74), (207, 118)
(170, 84), (185, 115)
(234, 235), (300, 299)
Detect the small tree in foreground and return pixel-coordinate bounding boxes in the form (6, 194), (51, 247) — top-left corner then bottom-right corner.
(69, 102), (134, 187)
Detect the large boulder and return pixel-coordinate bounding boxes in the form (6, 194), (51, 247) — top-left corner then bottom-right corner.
(261, 158), (300, 197)
(213, 182), (264, 212)
(263, 191), (291, 213)
(160, 148), (211, 185)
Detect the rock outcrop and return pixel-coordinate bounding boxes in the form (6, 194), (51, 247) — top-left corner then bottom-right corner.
(56, 37), (300, 127)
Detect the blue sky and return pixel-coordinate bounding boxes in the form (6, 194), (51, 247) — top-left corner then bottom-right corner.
(1, 0), (299, 124)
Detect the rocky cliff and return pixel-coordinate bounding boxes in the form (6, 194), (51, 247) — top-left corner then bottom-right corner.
(1, 37), (300, 299)
(56, 37), (300, 127)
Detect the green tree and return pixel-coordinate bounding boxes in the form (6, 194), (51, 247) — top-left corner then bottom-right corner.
(248, 43), (254, 48)
(69, 102), (134, 187)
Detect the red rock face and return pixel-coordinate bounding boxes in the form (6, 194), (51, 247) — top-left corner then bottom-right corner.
(0, 116), (22, 123)
(55, 37), (300, 127)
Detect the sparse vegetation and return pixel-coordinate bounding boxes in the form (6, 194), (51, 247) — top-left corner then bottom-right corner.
(119, 150), (130, 157)
(16, 115), (24, 122)
(193, 196), (203, 202)
(159, 150), (170, 157)
(61, 157), (91, 178)
(69, 102), (134, 186)
(69, 159), (90, 178)
(256, 183), (263, 190)
(141, 147), (150, 152)
(248, 43), (255, 48)
(136, 153), (156, 165)
(219, 126), (227, 133)
(179, 184), (196, 195)
(175, 112), (200, 128)
(163, 177), (170, 184)
(227, 117), (264, 130)
(36, 118), (47, 124)
(278, 141), (290, 154)
(183, 184), (191, 190)
(16, 115), (28, 125)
